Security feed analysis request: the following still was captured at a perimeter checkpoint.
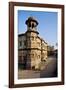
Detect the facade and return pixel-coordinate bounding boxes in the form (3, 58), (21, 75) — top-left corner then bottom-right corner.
(47, 45), (54, 56)
(18, 17), (48, 70)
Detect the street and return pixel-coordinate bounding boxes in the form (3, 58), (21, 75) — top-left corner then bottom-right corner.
(40, 56), (57, 77)
(18, 56), (57, 79)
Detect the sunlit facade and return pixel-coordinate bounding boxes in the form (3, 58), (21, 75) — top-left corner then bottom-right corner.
(18, 17), (48, 70)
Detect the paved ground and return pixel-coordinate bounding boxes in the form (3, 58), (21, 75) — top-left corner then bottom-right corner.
(40, 56), (57, 78)
(18, 70), (40, 79)
(18, 56), (57, 79)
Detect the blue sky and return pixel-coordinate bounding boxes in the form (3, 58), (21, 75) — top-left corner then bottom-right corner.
(18, 10), (58, 47)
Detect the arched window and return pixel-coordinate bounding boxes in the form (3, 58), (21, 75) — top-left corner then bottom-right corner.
(28, 22), (31, 27)
(32, 23), (34, 28)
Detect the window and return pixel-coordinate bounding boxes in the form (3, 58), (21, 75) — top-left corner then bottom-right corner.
(19, 41), (22, 46)
(32, 66), (35, 69)
(32, 23), (34, 28)
(37, 42), (40, 47)
(27, 36), (34, 41)
(31, 54), (34, 58)
(31, 36), (34, 40)
(38, 55), (40, 58)
(24, 41), (26, 46)
(27, 36), (30, 40)
(28, 22), (31, 27)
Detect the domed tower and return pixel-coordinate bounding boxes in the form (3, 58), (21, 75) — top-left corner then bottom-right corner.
(25, 16), (39, 49)
(25, 17), (39, 69)
(25, 16), (38, 31)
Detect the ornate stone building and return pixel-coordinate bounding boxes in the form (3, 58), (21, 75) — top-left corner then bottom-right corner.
(47, 45), (54, 56)
(18, 17), (48, 70)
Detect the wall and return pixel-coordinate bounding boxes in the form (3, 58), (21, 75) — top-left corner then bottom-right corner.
(0, 0), (66, 90)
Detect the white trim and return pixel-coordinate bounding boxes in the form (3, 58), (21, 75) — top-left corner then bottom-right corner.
(14, 6), (62, 84)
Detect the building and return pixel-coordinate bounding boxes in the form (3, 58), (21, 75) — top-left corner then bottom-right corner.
(47, 45), (54, 56)
(18, 17), (48, 70)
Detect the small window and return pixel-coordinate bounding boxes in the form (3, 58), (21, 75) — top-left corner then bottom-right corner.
(31, 54), (34, 58)
(38, 55), (40, 58)
(32, 23), (34, 28)
(24, 41), (26, 46)
(29, 22), (31, 27)
(38, 42), (40, 47)
(32, 66), (35, 70)
(31, 36), (34, 40)
(19, 41), (22, 46)
(27, 36), (30, 40)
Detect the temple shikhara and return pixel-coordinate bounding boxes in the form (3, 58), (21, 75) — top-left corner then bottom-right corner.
(18, 17), (51, 70)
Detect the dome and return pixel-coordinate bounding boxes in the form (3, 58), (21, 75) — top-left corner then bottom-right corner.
(25, 16), (38, 25)
(27, 16), (37, 21)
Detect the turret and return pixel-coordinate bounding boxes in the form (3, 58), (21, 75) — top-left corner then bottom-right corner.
(25, 17), (38, 31)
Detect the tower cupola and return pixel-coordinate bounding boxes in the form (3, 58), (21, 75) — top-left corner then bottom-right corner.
(25, 17), (38, 31)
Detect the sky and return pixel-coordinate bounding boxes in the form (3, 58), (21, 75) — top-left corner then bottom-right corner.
(18, 10), (58, 47)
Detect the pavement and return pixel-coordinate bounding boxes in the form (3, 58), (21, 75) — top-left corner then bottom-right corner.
(40, 56), (57, 78)
(18, 56), (57, 79)
(18, 70), (40, 79)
